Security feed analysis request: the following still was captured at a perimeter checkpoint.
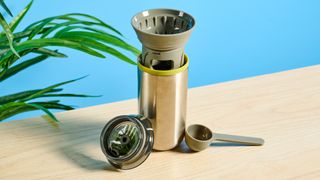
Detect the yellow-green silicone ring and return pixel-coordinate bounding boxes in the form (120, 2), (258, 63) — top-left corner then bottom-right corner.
(138, 54), (189, 76)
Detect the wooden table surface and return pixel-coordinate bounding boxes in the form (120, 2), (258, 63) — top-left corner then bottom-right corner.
(1, 65), (320, 180)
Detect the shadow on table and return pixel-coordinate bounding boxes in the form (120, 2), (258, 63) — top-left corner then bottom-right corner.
(34, 115), (119, 172)
(170, 140), (194, 153)
(59, 146), (118, 172)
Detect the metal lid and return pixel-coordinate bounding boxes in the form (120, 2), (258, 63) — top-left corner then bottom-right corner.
(100, 115), (154, 170)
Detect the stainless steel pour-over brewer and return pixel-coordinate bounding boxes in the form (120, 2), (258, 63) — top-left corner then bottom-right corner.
(132, 9), (195, 150)
(100, 9), (195, 169)
(100, 9), (264, 170)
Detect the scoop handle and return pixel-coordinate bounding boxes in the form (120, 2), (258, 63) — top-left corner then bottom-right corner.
(213, 133), (264, 146)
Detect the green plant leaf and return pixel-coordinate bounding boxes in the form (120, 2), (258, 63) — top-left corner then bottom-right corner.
(0, 48), (59, 71)
(0, 46), (9, 55)
(32, 101), (74, 110)
(0, 48), (64, 70)
(33, 48), (67, 57)
(9, 0), (33, 31)
(24, 13), (122, 36)
(40, 93), (101, 98)
(0, 54), (48, 82)
(62, 35), (136, 65)
(41, 20), (107, 38)
(0, 88), (62, 105)
(27, 103), (59, 122)
(0, 0), (13, 17)
(65, 13), (123, 36)
(0, 38), (105, 60)
(24, 15), (57, 30)
(20, 76), (87, 102)
(0, 6), (140, 122)
(0, 13), (20, 58)
(1, 49), (33, 69)
(0, 101), (73, 122)
(0, 102), (29, 121)
(0, 27), (51, 44)
(54, 25), (110, 37)
(28, 16), (57, 40)
(58, 31), (140, 56)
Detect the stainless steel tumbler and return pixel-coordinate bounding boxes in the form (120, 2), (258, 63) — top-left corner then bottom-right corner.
(138, 55), (189, 150)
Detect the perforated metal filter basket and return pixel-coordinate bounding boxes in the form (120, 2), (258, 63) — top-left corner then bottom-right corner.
(131, 9), (195, 69)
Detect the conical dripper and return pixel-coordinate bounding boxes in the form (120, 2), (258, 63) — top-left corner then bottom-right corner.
(132, 9), (195, 70)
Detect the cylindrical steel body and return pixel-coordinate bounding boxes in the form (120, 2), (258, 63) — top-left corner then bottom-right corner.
(138, 55), (188, 150)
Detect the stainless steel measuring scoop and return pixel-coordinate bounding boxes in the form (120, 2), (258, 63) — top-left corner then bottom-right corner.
(185, 124), (264, 151)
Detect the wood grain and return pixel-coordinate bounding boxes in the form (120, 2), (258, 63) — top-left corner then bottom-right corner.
(1, 65), (320, 180)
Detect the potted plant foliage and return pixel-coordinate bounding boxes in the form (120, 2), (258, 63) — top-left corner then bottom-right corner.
(0, 0), (139, 122)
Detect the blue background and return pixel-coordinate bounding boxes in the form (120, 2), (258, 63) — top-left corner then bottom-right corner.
(1, 0), (319, 121)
